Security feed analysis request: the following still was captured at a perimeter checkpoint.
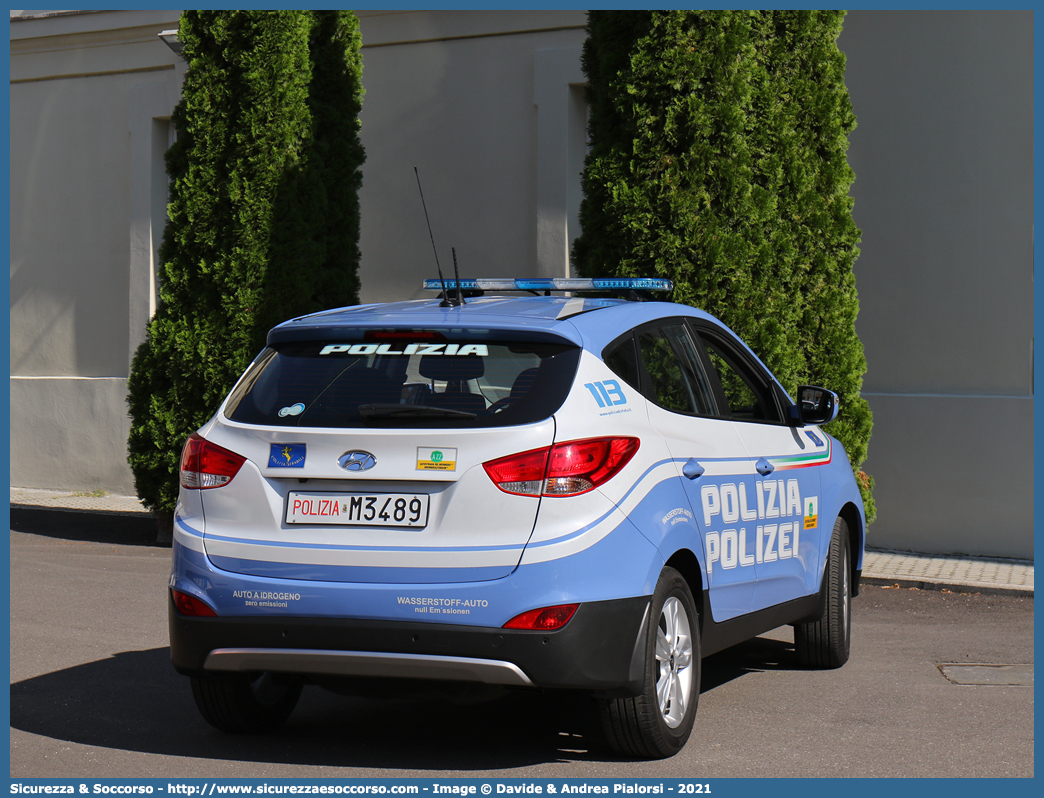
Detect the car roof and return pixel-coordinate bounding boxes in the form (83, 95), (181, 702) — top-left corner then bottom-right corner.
(269, 294), (788, 399)
(270, 296), (721, 350)
(275, 294), (788, 366)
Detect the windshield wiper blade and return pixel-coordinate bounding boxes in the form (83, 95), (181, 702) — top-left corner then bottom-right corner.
(358, 403), (477, 420)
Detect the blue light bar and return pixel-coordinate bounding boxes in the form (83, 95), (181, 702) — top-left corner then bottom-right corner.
(422, 278), (673, 292)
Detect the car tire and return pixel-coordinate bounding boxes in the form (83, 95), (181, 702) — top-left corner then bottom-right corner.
(191, 671), (302, 733)
(794, 516), (851, 669)
(599, 566), (700, 759)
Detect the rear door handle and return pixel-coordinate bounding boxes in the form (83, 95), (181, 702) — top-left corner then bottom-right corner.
(682, 459), (705, 480)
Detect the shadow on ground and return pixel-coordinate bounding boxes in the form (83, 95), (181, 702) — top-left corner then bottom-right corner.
(10, 635), (801, 768)
(10, 506), (163, 547)
(10, 647), (602, 768)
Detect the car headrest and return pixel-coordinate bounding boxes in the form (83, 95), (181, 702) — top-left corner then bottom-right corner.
(418, 354), (485, 382)
(510, 367), (540, 398)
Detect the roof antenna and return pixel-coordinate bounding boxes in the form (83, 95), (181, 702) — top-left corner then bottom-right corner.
(451, 247), (465, 306)
(414, 166), (453, 307)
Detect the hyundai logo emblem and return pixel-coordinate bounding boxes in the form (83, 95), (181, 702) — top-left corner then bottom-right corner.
(338, 451), (377, 472)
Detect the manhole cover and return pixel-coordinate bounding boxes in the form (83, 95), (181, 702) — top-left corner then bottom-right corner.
(937, 663), (1034, 686)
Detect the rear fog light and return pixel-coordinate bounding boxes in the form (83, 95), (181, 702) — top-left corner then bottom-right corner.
(172, 589), (217, 617)
(503, 604), (579, 630)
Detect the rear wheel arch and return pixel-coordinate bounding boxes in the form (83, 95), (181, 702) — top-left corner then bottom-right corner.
(794, 515), (852, 669)
(599, 565), (700, 758)
(838, 501), (863, 596)
(664, 548), (704, 632)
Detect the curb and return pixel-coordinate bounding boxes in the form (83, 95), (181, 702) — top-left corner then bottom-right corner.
(9, 502), (151, 519)
(10, 504), (165, 547)
(861, 546), (1033, 597)
(861, 574), (1032, 598)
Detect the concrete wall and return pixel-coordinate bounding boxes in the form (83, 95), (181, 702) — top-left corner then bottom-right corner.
(839, 11), (1033, 558)
(355, 10), (587, 303)
(10, 9), (182, 494)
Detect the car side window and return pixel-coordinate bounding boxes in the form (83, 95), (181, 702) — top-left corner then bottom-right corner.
(695, 330), (781, 423)
(636, 324), (716, 416)
(603, 335), (642, 392)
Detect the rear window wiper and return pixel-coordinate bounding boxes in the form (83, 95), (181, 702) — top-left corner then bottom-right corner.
(358, 404), (478, 420)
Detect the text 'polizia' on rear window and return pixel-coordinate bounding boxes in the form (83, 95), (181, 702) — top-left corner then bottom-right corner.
(223, 334), (580, 430)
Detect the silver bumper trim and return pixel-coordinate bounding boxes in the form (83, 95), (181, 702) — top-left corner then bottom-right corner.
(203, 648), (535, 687)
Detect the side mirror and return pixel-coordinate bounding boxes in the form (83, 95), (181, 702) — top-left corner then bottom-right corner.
(790, 385), (840, 426)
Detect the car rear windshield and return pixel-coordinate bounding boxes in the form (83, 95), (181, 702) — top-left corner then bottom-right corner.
(224, 332), (581, 428)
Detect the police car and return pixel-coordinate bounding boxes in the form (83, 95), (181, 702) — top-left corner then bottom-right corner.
(169, 277), (865, 759)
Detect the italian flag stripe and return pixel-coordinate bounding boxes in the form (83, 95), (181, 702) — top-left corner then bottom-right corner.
(771, 437), (832, 470)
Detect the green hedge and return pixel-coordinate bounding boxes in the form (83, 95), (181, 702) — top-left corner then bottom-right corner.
(574, 10), (875, 523)
(127, 11), (365, 521)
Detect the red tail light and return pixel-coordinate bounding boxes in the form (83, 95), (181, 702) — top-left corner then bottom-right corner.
(172, 589), (217, 617)
(180, 433), (246, 490)
(544, 437), (640, 495)
(481, 446), (550, 496)
(483, 437), (639, 497)
(503, 604), (579, 630)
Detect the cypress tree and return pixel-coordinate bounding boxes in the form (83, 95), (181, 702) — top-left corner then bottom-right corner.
(574, 10), (875, 522)
(127, 11), (365, 522)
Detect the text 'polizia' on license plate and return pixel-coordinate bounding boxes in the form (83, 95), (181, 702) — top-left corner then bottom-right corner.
(286, 492), (429, 527)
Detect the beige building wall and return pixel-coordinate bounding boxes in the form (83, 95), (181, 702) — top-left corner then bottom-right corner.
(10, 9), (182, 493)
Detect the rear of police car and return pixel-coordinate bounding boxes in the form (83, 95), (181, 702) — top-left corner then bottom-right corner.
(169, 297), (665, 737)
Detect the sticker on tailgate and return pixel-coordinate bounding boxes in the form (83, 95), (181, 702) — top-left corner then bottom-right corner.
(417, 447), (457, 471)
(270, 443), (306, 468)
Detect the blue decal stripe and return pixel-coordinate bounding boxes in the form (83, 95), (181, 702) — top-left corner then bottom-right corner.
(203, 536), (522, 571)
(175, 514), (203, 537)
(176, 514), (656, 620)
(521, 459), (689, 565)
(207, 555), (510, 585)
(669, 454), (748, 464)
(525, 475), (679, 550)
(525, 459), (676, 549)
(201, 530), (526, 555)
(173, 513), (206, 553)
(620, 458), (686, 504)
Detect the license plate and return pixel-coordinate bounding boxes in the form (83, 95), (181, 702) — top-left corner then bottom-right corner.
(286, 492), (429, 527)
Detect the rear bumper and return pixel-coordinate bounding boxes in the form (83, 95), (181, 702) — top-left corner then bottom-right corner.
(170, 593), (651, 695)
